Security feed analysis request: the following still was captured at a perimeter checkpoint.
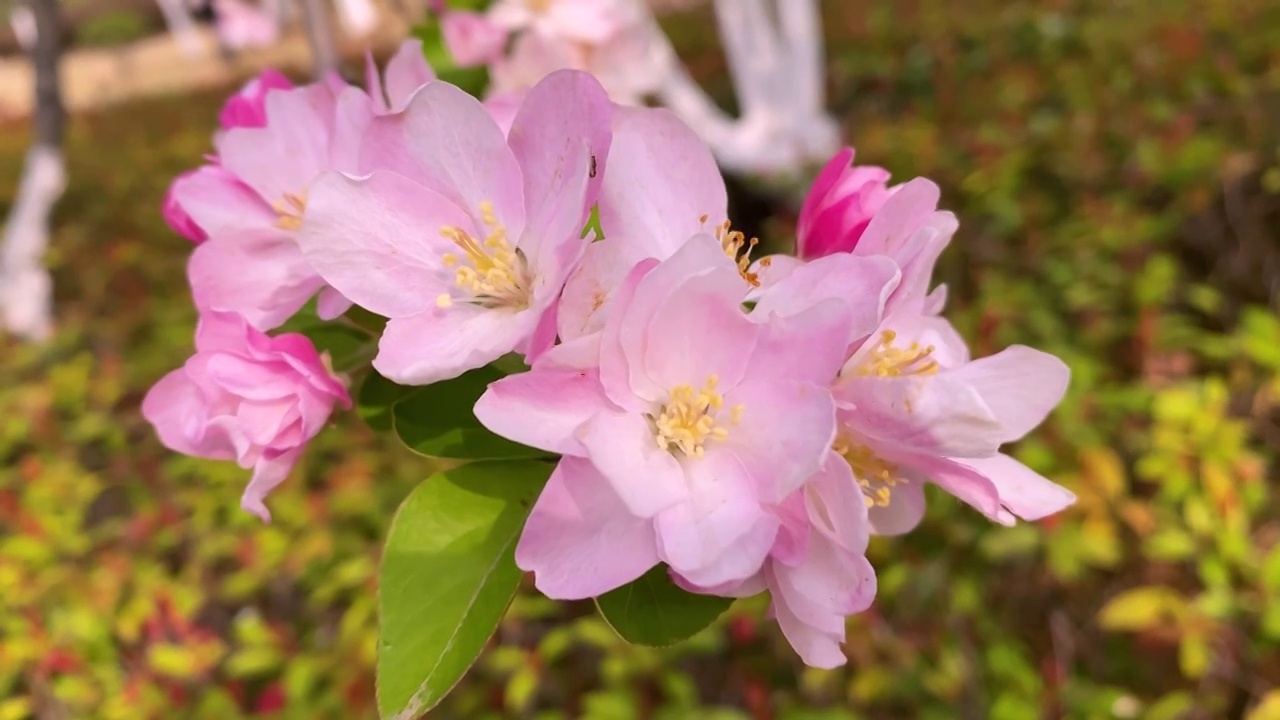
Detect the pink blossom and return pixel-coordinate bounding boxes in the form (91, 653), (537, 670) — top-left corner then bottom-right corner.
(487, 0), (638, 44)
(678, 452), (877, 668)
(218, 69), (295, 130)
(212, 0), (280, 51)
(163, 169), (211, 243)
(773, 150), (956, 316)
(796, 147), (893, 260)
(297, 70), (612, 384)
(827, 309), (1073, 535)
(142, 311), (350, 521)
(558, 103), (728, 339)
(172, 77), (370, 329)
(363, 39), (437, 114)
(475, 236), (889, 597)
(441, 10), (509, 67)
(486, 13), (664, 106)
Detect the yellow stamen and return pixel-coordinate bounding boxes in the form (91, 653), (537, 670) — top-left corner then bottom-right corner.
(273, 191), (308, 231)
(439, 201), (529, 309)
(711, 219), (762, 287)
(833, 436), (910, 508)
(652, 375), (739, 458)
(853, 330), (939, 378)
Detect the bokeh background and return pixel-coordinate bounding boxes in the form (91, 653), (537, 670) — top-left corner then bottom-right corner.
(3, 1), (1280, 718)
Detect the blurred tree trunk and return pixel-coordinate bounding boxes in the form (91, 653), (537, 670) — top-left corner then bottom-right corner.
(299, 0), (338, 78)
(0, 0), (65, 341)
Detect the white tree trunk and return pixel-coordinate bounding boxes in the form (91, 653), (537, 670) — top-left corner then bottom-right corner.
(1, 0), (64, 342)
(650, 0), (838, 176)
(1, 146), (64, 342)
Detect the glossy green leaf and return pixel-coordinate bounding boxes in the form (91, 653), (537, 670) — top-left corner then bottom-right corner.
(357, 371), (420, 432)
(377, 460), (552, 718)
(595, 566), (733, 647)
(276, 301), (376, 372)
(392, 365), (549, 460)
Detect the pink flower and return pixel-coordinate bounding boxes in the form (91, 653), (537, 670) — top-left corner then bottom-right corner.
(558, 103), (729, 340)
(297, 70), (612, 384)
(212, 0), (280, 51)
(173, 77), (370, 329)
(487, 0), (637, 44)
(475, 236), (886, 597)
(218, 69), (295, 130)
(679, 452), (877, 668)
(363, 39), (437, 115)
(142, 311), (351, 522)
(163, 169), (211, 243)
(775, 149), (955, 316)
(829, 310), (1074, 535)
(796, 147), (893, 260)
(441, 10), (509, 67)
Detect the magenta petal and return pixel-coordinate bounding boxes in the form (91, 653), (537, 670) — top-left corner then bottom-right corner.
(516, 457), (660, 600)
(474, 366), (607, 456)
(168, 164), (275, 237)
(579, 410), (687, 518)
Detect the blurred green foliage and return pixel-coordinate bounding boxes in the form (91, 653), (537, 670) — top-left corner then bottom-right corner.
(1, 0), (1279, 716)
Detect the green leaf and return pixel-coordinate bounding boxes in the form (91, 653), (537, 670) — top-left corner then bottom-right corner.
(357, 371), (421, 432)
(595, 566), (733, 647)
(1097, 585), (1186, 632)
(392, 365), (550, 460)
(377, 460), (552, 718)
(276, 302), (375, 372)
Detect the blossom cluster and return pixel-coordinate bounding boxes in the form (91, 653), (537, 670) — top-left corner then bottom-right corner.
(146, 43), (1074, 665)
(439, 0), (667, 114)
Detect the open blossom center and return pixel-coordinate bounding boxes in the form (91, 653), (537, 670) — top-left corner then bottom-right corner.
(274, 191), (308, 231)
(853, 330), (939, 378)
(834, 436), (910, 508)
(436, 201), (530, 310)
(652, 375), (744, 458)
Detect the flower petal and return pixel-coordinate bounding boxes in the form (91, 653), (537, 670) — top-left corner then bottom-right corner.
(373, 305), (538, 385)
(189, 231), (326, 331)
(654, 450), (774, 584)
(361, 82), (525, 235)
(597, 104), (728, 261)
(242, 447), (302, 522)
(506, 69), (612, 268)
(298, 170), (473, 318)
(948, 345), (1070, 443)
(866, 480), (926, 536)
(954, 453), (1076, 521)
(579, 409), (687, 518)
(475, 365), (608, 456)
(752, 253), (901, 350)
(381, 39), (436, 112)
(722, 379), (835, 501)
(515, 457), (660, 599)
